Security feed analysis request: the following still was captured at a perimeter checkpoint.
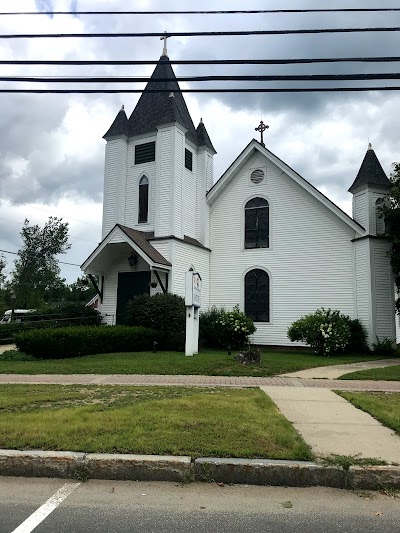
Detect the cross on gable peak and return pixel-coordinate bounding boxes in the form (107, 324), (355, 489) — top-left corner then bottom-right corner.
(255, 120), (269, 147)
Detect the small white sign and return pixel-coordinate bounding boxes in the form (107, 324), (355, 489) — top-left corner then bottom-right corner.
(185, 271), (201, 308)
(192, 273), (201, 308)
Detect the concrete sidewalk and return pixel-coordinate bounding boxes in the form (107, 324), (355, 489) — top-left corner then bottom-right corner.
(262, 386), (400, 464)
(281, 358), (400, 379)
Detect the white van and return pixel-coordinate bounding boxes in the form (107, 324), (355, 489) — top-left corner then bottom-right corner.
(0, 309), (34, 324)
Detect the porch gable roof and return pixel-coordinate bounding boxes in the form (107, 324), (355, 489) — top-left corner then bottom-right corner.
(81, 224), (172, 271)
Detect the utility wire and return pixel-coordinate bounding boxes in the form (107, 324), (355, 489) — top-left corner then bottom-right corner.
(0, 196), (101, 228)
(2, 28), (400, 39)
(0, 249), (80, 267)
(4, 74), (400, 83)
(0, 217), (98, 244)
(2, 57), (400, 65)
(4, 9), (400, 15)
(0, 87), (399, 93)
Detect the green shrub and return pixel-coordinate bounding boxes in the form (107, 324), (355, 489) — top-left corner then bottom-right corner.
(288, 308), (355, 355)
(15, 325), (158, 359)
(200, 305), (256, 349)
(0, 322), (27, 343)
(372, 336), (397, 356)
(0, 349), (35, 361)
(0, 304), (101, 343)
(346, 319), (369, 354)
(125, 293), (186, 350)
(199, 307), (226, 348)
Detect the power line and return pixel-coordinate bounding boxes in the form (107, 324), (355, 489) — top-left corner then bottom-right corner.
(0, 216), (98, 244)
(0, 249), (80, 267)
(0, 87), (399, 94)
(2, 28), (400, 39)
(0, 196), (101, 228)
(4, 74), (400, 83)
(4, 9), (400, 15)
(3, 57), (400, 66)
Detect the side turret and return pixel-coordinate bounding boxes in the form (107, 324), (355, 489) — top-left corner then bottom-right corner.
(349, 143), (391, 234)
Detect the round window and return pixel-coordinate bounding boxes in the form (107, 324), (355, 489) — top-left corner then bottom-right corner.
(250, 169), (264, 184)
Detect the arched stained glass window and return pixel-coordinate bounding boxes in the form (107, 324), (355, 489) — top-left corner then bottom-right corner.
(138, 175), (149, 223)
(245, 269), (270, 322)
(245, 197), (269, 248)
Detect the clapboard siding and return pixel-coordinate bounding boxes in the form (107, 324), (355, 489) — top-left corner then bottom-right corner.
(174, 130), (184, 237)
(373, 239), (395, 339)
(353, 192), (367, 229)
(151, 240), (171, 263)
(102, 139), (128, 238)
(157, 129), (172, 236)
(124, 137), (156, 231)
(183, 154), (197, 238)
(206, 152), (213, 191)
(171, 240), (210, 309)
(354, 240), (370, 340)
(209, 153), (356, 345)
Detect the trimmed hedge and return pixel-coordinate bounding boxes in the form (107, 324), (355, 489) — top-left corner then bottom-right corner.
(15, 325), (159, 359)
(0, 304), (101, 344)
(0, 323), (26, 344)
(125, 293), (186, 351)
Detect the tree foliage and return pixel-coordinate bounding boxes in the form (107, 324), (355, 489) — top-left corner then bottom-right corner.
(64, 275), (97, 304)
(10, 217), (71, 308)
(0, 255), (7, 314)
(0, 255), (6, 288)
(379, 163), (400, 312)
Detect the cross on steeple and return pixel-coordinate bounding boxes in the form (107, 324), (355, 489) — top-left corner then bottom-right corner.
(255, 120), (269, 147)
(160, 31), (170, 56)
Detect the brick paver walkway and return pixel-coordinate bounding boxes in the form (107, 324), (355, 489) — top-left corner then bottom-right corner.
(0, 374), (399, 392)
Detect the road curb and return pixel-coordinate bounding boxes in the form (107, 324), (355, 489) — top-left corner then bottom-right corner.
(194, 458), (346, 487)
(0, 449), (399, 488)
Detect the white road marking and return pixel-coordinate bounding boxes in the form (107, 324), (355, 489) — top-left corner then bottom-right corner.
(11, 482), (80, 533)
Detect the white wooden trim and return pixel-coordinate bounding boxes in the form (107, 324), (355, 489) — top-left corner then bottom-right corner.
(81, 226), (171, 271)
(207, 139), (363, 234)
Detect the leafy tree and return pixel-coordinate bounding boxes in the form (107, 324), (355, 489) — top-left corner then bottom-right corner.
(64, 275), (97, 304)
(378, 163), (400, 312)
(0, 255), (7, 314)
(10, 217), (70, 308)
(0, 255), (6, 288)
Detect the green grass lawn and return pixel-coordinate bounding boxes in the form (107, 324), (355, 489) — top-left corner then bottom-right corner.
(340, 365), (400, 381)
(0, 348), (383, 376)
(338, 391), (400, 435)
(0, 384), (312, 460)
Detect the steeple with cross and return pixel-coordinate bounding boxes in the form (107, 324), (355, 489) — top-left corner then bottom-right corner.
(160, 31), (170, 56)
(255, 120), (269, 147)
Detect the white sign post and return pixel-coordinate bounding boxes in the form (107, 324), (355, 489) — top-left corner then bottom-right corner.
(185, 271), (201, 356)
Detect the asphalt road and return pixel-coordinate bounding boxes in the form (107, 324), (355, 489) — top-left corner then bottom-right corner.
(0, 477), (399, 533)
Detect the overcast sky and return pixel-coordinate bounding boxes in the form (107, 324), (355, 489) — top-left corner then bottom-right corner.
(1, 0), (400, 283)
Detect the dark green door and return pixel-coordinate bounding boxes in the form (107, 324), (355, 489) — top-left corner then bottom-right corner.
(116, 271), (150, 324)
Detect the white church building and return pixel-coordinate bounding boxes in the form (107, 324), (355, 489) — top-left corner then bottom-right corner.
(82, 51), (395, 348)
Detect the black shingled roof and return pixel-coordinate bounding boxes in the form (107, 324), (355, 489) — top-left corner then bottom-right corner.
(348, 145), (391, 193)
(103, 107), (130, 139)
(103, 55), (215, 151)
(196, 119), (216, 153)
